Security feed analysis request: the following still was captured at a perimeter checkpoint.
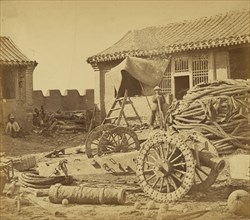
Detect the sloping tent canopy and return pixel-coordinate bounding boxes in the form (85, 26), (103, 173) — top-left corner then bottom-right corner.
(107, 56), (170, 96)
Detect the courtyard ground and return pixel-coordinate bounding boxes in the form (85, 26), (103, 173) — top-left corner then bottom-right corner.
(0, 131), (249, 220)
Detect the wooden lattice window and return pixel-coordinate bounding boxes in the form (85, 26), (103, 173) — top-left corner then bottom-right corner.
(192, 55), (208, 86)
(174, 57), (189, 73)
(160, 62), (171, 94)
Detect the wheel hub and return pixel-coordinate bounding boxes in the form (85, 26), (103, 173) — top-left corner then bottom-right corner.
(153, 159), (172, 177)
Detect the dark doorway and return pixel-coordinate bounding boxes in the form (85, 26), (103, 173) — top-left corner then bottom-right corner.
(174, 76), (189, 100)
(229, 47), (250, 79)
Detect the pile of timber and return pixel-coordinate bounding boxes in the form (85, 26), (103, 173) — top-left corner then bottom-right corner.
(168, 79), (250, 155)
(37, 110), (92, 135)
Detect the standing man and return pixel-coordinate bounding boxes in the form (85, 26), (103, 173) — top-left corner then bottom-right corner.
(149, 86), (166, 129)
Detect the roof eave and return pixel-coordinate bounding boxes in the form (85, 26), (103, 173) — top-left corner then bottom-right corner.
(0, 60), (38, 66)
(87, 35), (250, 66)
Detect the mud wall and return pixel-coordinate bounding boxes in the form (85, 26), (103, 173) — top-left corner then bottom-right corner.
(33, 89), (95, 112)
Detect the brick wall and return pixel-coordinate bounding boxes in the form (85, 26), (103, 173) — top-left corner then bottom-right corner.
(32, 89), (94, 112)
(1, 65), (36, 131)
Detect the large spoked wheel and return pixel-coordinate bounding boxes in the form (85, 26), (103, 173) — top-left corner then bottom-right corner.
(136, 133), (195, 203)
(85, 124), (116, 158)
(186, 132), (220, 192)
(98, 126), (140, 156)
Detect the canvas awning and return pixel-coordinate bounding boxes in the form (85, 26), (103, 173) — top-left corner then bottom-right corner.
(107, 56), (170, 95)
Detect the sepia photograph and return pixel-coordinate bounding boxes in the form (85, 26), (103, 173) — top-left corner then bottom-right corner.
(0, 0), (249, 219)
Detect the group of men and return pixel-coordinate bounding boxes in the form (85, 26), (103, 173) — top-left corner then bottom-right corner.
(5, 86), (168, 137)
(33, 106), (46, 127)
(4, 105), (46, 138)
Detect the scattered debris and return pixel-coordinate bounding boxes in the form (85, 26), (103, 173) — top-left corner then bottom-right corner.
(33, 109), (93, 135)
(44, 148), (65, 158)
(156, 210), (209, 220)
(13, 156), (36, 172)
(0, 172), (7, 194)
(144, 210), (154, 218)
(19, 172), (71, 189)
(158, 203), (169, 213)
(62, 198), (69, 206)
(146, 200), (157, 210)
(6, 178), (18, 197)
(134, 201), (142, 209)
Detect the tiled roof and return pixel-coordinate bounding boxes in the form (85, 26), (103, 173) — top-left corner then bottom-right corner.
(0, 36), (37, 66)
(87, 10), (250, 65)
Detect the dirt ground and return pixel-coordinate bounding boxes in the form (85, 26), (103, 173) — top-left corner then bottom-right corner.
(0, 131), (249, 220)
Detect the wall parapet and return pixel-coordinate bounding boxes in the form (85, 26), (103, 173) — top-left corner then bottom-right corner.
(33, 89), (94, 112)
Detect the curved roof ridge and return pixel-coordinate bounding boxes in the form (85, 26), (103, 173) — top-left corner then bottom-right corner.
(87, 9), (250, 65)
(137, 8), (249, 31)
(96, 30), (135, 56)
(7, 36), (31, 61)
(0, 36), (37, 65)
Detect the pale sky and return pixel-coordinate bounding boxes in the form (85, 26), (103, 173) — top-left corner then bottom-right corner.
(1, 0), (249, 95)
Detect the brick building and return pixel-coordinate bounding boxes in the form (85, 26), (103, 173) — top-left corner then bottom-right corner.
(0, 36), (38, 130)
(87, 10), (250, 122)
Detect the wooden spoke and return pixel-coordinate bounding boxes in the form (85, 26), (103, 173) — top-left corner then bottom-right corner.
(126, 136), (132, 142)
(169, 176), (178, 190)
(164, 177), (170, 193)
(195, 169), (204, 182)
(168, 146), (176, 161)
(128, 142), (136, 147)
(173, 168), (186, 175)
(152, 148), (161, 159)
(144, 169), (154, 173)
(144, 161), (154, 166)
(148, 154), (157, 162)
(164, 143), (170, 160)
(159, 177), (164, 192)
(155, 144), (162, 158)
(106, 146), (115, 150)
(172, 162), (186, 167)
(196, 166), (210, 176)
(104, 150), (115, 154)
(146, 173), (156, 182)
(111, 135), (120, 145)
(152, 177), (160, 189)
(92, 151), (99, 156)
(114, 134), (122, 143)
(171, 173), (183, 183)
(160, 144), (165, 160)
(170, 152), (183, 163)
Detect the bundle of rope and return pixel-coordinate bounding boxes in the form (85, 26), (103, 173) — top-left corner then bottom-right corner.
(19, 172), (72, 189)
(167, 79), (250, 155)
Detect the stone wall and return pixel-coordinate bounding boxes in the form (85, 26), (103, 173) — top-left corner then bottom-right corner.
(33, 89), (95, 112)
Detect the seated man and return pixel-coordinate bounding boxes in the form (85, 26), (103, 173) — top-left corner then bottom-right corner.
(5, 114), (25, 138)
(33, 108), (42, 126)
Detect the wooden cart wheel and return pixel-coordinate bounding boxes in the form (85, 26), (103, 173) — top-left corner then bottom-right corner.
(85, 124), (116, 158)
(188, 132), (220, 192)
(136, 132), (195, 203)
(98, 126), (140, 156)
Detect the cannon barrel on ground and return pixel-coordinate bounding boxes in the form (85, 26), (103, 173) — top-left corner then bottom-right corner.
(191, 149), (225, 173)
